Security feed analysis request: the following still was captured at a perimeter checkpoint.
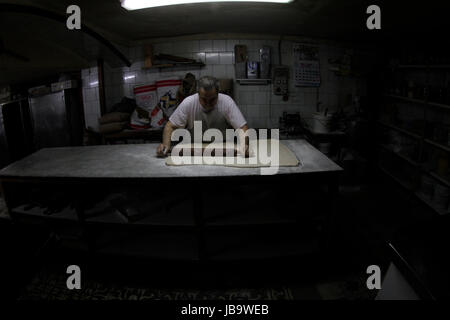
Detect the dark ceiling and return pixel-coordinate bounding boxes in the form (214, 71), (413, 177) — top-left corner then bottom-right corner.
(1, 0), (450, 86)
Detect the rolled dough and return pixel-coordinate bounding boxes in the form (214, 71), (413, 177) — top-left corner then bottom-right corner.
(165, 139), (301, 168)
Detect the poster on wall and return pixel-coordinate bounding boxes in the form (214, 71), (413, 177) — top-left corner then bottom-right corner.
(293, 44), (321, 87)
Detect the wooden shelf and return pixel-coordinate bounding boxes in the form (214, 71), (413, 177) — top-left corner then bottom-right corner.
(415, 192), (448, 216)
(427, 100), (450, 111)
(378, 165), (414, 191)
(378, 144), (419, 167)
(236, 79), (271, 85)
(428, 171), (450, 188)
(378, 166), (448, 216)
(385, 94), (427, 106)
(398, 64), (450, 69)
(377, 121), (422, 140)
(385, 94), (450, 110)
(142, 62), (205, 70)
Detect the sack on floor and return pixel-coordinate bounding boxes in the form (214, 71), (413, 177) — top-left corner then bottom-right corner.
(130, 108), (151, 129)
(99, 112), (130, 125)
(110, 97), (137, 114)
(99, 121), (128, 134)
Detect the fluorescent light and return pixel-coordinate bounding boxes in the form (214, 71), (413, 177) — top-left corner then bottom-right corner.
(121, 0), (293, 10)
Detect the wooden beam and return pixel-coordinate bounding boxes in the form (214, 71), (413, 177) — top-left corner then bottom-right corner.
(144, 44), (153, 68)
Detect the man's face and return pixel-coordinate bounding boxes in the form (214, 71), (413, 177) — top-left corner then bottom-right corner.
(198, 88), (218, 112)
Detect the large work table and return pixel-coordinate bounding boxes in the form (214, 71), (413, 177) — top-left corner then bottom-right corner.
(0, 139), (341, 180)
(0, 139), (342, 261)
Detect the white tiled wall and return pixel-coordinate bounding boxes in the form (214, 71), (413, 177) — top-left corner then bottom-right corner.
(84, 37), (369, 130)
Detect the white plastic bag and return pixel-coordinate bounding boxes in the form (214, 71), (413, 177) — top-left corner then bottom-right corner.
(149, 105), (166, 128)
(133, 83), (158, 113)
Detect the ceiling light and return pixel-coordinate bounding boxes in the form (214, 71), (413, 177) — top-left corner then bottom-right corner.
(121, 0), (293, 11)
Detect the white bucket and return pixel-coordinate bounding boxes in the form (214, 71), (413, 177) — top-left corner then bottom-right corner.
(312, 112), (333, 133)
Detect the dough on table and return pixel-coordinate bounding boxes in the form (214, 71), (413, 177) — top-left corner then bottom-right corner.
(165, 139), (300, 168)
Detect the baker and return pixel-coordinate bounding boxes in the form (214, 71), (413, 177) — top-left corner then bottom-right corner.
(156, 75), (250, 157)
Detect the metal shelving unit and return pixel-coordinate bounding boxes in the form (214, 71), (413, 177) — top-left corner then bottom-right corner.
(398, 65), (450, 69)
(378, 144), (419, 167)
(379, 165), (414, 191)
(415, 192), (448, 216)
(378, 63), (450, 216)
(377, 120), (422, 140)
(378, 165), (449, 216)
(424, 139), (450, 153)
(384, 94), (450, 111)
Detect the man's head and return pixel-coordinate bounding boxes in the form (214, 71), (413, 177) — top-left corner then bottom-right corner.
(198, 76), (219, 112)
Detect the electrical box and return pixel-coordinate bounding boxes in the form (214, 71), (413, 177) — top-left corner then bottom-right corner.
(273, 66), (289, 96)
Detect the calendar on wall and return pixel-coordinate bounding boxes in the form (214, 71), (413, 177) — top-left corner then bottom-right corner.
(293, 44), (321, 87)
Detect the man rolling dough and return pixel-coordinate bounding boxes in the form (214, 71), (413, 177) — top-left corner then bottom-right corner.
(156, 76), (250, 157)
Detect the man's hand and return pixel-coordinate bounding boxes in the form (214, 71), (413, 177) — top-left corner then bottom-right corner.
(239, 143), (250, 158)
(157, 121), (178, 158)
(156, 143), (170, 157)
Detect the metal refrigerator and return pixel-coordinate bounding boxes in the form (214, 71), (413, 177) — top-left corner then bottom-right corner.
(0, 98), (33, 168)
(28, 89), (84, 150)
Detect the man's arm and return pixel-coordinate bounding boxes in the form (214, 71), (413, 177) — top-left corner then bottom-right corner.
(219, 95), (250, 157)
(238, 124), (250, 157)
(157, 121), (179, 157)
(157, 99), (189, 157)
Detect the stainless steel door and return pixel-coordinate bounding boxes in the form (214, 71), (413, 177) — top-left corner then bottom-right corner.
(0, 106), (10, 167)
(29, 91), (70, 149)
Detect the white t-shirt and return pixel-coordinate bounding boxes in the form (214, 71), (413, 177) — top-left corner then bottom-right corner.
(169, 93), (247, 135)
